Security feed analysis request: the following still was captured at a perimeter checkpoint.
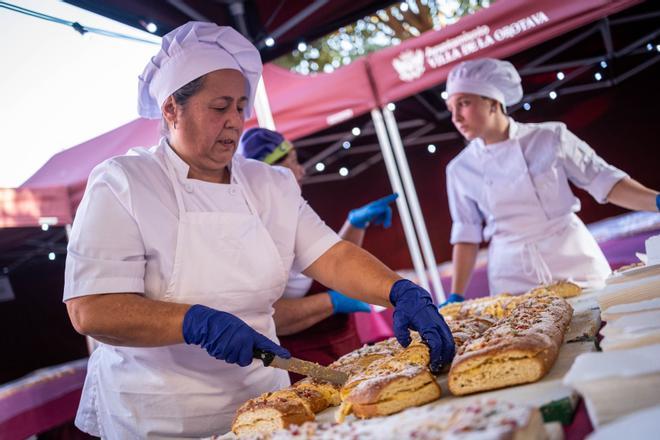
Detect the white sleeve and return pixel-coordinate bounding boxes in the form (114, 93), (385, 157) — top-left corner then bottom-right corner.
(557, 124), (628, 203)
(447, 164), (484, 244)
(291, 197), (341, 273)
(63, 161), (146, 301)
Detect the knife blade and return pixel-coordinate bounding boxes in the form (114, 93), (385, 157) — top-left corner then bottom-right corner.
(253, 349), (348, 385)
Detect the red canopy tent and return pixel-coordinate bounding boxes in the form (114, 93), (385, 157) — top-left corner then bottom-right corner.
(245, 0), (643, 144)
(250, 60), (377, 141)
(1, 0), (650, 292)
(0, 0), (646, 229)
(20, 118), (161, 219)
(0, 187), (72, 229)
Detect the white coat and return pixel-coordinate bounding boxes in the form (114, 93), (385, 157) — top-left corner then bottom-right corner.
(64, 139), (340, 438)
(447, 119), (627, 295)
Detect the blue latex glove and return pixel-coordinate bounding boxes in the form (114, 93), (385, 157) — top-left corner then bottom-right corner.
(183, 304), (290, 367)
(438, 293), (465, 309)
(348, 193), (399, 229)
(390, 279), (456, 374)
(328, 290), (371, 314)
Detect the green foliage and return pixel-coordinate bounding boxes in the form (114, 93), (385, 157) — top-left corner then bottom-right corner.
(274, 0), (493, 74)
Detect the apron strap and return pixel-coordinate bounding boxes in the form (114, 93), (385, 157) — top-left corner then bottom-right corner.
(521, 242), (553, 286)
(162, 149), (187, 218)
(229, 157), (260, 217)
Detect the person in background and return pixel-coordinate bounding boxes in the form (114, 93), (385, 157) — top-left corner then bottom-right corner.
(443, 58), (659, 300)
(239, 127), (398, 366)
(63, 22), (454, 438)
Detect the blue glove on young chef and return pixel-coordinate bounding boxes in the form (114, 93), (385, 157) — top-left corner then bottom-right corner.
(328, 290), (371, 314)
(183, 304), (290, 367)
(390, 279), (456, 374)
(438, 293), (465, 309)
(348, 193), (399, 229)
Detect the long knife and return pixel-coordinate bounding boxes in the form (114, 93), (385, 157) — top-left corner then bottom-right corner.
(253, 349), (348, 385)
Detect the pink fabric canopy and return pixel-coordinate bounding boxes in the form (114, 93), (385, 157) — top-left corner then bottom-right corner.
(245, 59), (377, 140)
(0, 186), (72, 228)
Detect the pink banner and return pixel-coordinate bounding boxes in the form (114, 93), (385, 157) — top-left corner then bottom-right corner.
(367, 0), (641, 106)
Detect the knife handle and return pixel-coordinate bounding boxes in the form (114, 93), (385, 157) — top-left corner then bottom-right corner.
(253, 348), (275, 367)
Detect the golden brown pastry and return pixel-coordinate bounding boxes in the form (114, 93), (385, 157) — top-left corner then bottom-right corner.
(338, 361), (441, 421)
(440, 293), (524, 320)
(448, 292), (572, 396)
(231, 389), (316, 438)
(239, 399), (547, 440)
(529, 280), (582, 298)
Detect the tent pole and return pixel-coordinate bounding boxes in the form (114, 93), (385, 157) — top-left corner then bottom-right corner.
(254, 77), (277, 130)
(382, 108), (445, 303)
(370, 109), (429, 291)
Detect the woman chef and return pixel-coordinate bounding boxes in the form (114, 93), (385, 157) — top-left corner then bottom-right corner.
(444, 58), (659, 298)
(239, 127), (398, 365)
(63, 22), (454, 438)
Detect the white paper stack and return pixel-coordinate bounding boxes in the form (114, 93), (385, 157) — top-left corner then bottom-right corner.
(645, 235), (660, 266)
(600, 309), (660, 351)
(601, 298), (660, 321)
(563, 344), (660, 427)
(586, 405), (660, 440)
(597, 272), (660, 311)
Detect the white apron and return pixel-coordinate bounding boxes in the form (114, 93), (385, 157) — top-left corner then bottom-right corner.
(484, 139), (611, 295)
(76, 154), (290, 439)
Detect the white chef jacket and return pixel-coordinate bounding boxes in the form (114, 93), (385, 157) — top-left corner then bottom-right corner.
(446, 118), (628, 245)
(64, 139), (340, 301)
(282, 272), (314, 299)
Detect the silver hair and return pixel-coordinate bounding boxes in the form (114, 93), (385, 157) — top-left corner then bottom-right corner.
(160, 75), (206, 137)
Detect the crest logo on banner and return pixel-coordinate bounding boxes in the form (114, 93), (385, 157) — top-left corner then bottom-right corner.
(390, 11), (550, 84)
(392, 49), (425, 82)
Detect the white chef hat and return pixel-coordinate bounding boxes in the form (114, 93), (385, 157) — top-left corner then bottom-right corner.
(446, 58), (523, 106)
(138, 21), (262, 119)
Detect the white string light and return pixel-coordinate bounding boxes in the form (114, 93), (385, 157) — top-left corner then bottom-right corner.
(342, 141), (351, 149)
(351, 127), (361, 136)
(315, 162), (325, 172)
(339, 167), (349, 177)
(556, 71), (565, 80)
(48, 252), (56, 261)
(387, 102), (396, 111)
(549, 91), (558, 100)
(523, 102), (531, 111)
(265, 37), (275, 47)
(427, 144), (436, 153)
